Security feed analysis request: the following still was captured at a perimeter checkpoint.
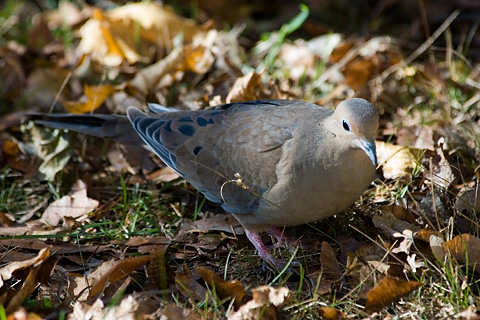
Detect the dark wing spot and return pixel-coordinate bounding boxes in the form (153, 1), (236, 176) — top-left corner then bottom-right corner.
(196, 117), (209, 126)
(178, 124), (195, 136)
(193, 146), (202, 155)
(178, 116), (192, 122)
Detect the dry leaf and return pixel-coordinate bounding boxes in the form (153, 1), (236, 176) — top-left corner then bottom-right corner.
(175, 265), (207, 302)
(365, 277), (421, 312)
(69, 296), (139, 320)
(320, 241), (343, 283)
(317, 307), (345, 320)
(372, 210), (421, 238)
(226, 71), (279, 103)
(228, 286), (292, 320)
(444, 234), (480, 270)
(147, 166), (180, 182)
(397, 127), (435, 151)
(40, 180), (99, 226)
(0, 248), (50, 288)
(0, 248), (51, 313)
(165, 303), (202, 320)
(76, 3), (209, 66)
(197, 267), (247, 309)
(375, 141), (418, 180)
(64, 84), (116, 114)
(426, 147), (455, 188)
(455, 187), (480, 214)
(23, 121), (74, 181)
(344, 57), (373, 89)
(128, 47), (184, 95)
(455, 306), (480, 320)
(89, 255), (151, 298)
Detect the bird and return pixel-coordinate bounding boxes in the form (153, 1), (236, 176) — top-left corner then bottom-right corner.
(29, 98), (379, 269)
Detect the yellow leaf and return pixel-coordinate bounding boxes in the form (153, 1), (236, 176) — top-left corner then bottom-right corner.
(64, 84), (115, 114)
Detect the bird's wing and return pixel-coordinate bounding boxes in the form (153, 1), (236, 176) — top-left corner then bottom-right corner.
(128, 99), (325, 213)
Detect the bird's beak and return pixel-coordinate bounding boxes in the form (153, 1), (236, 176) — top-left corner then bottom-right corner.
(359, 140), (377, 167)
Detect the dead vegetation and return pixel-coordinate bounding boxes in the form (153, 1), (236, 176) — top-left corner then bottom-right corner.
(1, 0), (480, 319)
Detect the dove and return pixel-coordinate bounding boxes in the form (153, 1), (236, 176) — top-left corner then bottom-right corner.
(30, 98), (379, 268)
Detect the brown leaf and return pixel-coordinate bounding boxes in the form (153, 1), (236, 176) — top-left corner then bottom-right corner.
(344, 57), (373, 89)
(226, 71), (280, 103)
(375, 141), (418, 180)
(165, 303), (202, 320)
(147, 166), (180, 182)
(64, 84), (116, 114)
(320, 241), (343, 283)
(1, 248), (51, 313)
(70, 296), (140, 320)
(76, 3), (210, 66)
(317, 307), (346, 320)
(444, 234), (480, 270)
(227, 286), (292, 320)
(365, 277), (421, 312)
(128, 47), (184, 95)
(182, 44), (214, 74)
(372, 210), (420, 238)
(0, 247), (50, 288)
(175, 264), (207, 302)
(89, 255), (152, 298)
(40, 179), (99, 226)
(197, 267), (247, 309)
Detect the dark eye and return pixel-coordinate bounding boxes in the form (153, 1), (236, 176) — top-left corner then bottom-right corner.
(342, 119), (351, 132)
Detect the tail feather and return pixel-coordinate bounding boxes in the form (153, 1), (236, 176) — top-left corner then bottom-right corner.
(27, 113), (143, 145)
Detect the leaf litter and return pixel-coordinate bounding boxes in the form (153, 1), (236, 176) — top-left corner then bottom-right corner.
(1, 0), (480, 319)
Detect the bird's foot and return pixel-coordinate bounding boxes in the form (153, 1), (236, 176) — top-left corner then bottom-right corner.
(246, 230), (300, 270)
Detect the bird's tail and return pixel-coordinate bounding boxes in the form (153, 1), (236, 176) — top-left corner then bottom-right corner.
(26, 113), (143, 145)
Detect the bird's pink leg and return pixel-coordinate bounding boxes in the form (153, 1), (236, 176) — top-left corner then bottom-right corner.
(245, 230), (287, 270)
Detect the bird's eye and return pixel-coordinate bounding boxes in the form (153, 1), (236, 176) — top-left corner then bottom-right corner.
(342, 119), (351, 132)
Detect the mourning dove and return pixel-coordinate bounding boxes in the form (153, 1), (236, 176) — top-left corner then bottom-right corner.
(31, 98), (379, 268)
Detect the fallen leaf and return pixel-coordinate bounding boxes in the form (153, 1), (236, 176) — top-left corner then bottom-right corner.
(89, 255), (152, 298)
(22, 121), (74, 181)
(344, 57), (373, 89)
(372, 210), (421, 238)
(444, 234), (480, 271)
(365, 276), (421, 312)
(146, 166), (180, 182)
(164, 303), (202, 320)
(40, 180), (99, 226)
(455, 305), (480, 320)
(189, 214), (244, 234)
(69, 296), (139, 320)
(0, 248), (50, 288)
(425, 147), (455, 188)
(227, 286), (292, 320)
(375, 141), (418, 180)
(76, 3), (210, 66)
(455, 187), (480, 214)
(175, 265), (208, 302)
(63, 84), (116, 114)
(128, 47), (184, 95)
(197, 267), (247, 309)
(226, 71), (279, 103)
(317, 307), (346, 320)
(320, 241), (343, 283)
